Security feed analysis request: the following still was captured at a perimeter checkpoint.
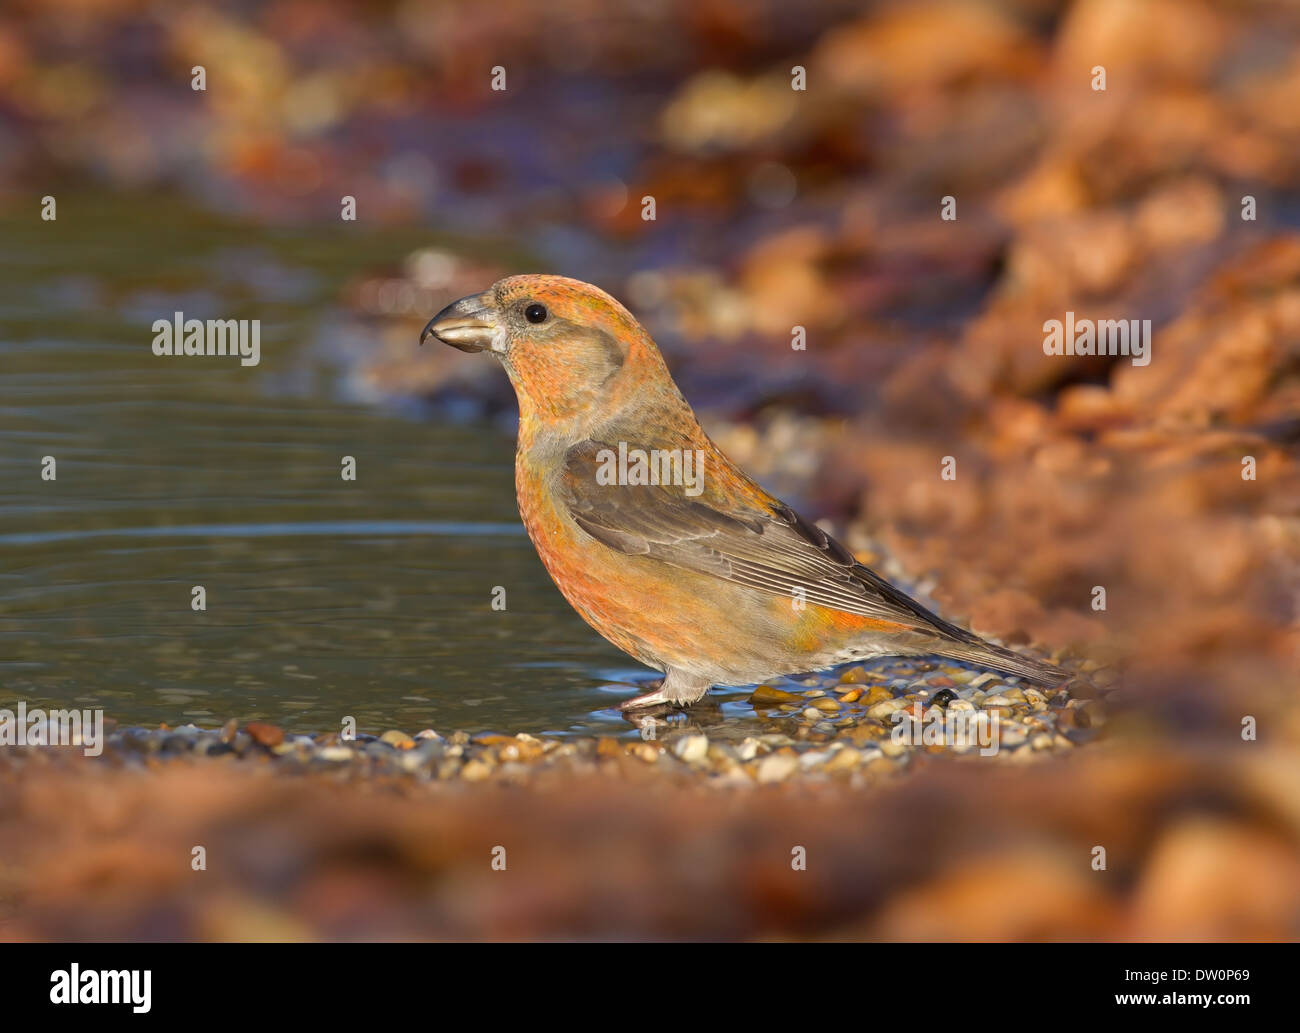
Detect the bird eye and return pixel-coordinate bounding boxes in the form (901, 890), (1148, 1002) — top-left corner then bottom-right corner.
(524, 302), (548, 324)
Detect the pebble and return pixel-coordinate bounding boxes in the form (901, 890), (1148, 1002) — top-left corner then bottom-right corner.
(632, 742), (660, 763)
(673, 734), (709, 764)
(756, 752), (799, 783)
(460, 759), (492, 782)
(244, 722), (284, 747)
(26, 657), (1089, 787)
(999, 726), (1028, 748)
(736, 737), (762, 761)
(824, 747), (861, 772)
(750, 685), (803, 705)
(867, 699), (906, 720)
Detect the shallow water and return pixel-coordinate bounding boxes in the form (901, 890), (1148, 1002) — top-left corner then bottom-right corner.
(1, 196), (774, 736)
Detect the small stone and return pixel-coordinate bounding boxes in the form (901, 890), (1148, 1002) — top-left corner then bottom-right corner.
(716, 766), (754, 787)
(414, 729), (441, 740)
(416, 738), (446, 760)
(750, 684), (803, 705)
(880, 738), (906, 758)
(838, 666), (871, 683)
(929, 688), (958, 708)
(472, 733), (516, 747)
(864, 686), (893, 705)
(708, 744), (739, 765)
(756, 751), (799, 783)
(316, 746), (353, 762)
(812, 697), (840, 712)
(839, 688), (863, 703)
(672, 734), (709, 764)
(244, 722), (285, 748)
(436, 757), (462, 779)
(511, 737), (545, 762)
(867, 698), (906, 720)
(219, 718), (238, 744)
(596, 737), (621, 759)
(1079, 700), (1106, 726)
(982, 694), (1012, 706)
(802, 708), (822, 721)
(461, 759), (492, 781)
(632, 742), (660, 763)
(999, 726), (1028, 748)
(736, 737), (762, 761)
(380, 730), (415, 749)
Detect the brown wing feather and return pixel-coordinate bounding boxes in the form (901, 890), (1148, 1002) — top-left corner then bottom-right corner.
(559, 439), (981, 642)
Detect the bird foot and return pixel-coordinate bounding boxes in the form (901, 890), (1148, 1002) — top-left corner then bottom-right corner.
(618, 686), (678, 711)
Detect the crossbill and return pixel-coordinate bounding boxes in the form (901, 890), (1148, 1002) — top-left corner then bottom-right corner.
(422, 274), (1065, 709)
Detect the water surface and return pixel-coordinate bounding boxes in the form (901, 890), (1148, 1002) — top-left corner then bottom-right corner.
(0, 197), (765, 736)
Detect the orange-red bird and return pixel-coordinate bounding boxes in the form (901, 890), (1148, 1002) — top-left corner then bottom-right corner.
(422, 275), (1064, 709)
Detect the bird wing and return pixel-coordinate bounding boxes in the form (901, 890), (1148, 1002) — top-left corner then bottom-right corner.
(557, 438), (981, 641)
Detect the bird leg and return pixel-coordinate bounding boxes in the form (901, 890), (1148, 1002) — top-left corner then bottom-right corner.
(620, 671), (712, 710)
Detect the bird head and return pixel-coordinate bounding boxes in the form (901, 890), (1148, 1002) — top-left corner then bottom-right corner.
(421, 274), (689, 433)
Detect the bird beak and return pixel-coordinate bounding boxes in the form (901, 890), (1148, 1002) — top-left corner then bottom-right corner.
(420, 290), (500, 353)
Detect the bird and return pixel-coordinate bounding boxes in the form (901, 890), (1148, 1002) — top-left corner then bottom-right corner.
(422, 274), (1066, 710)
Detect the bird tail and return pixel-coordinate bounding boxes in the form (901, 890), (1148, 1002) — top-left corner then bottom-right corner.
(932, 637), (1069, 687)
